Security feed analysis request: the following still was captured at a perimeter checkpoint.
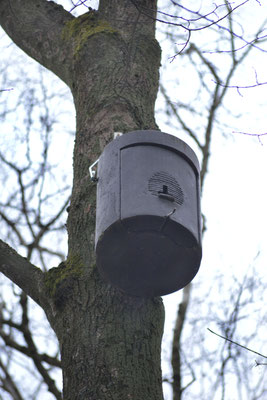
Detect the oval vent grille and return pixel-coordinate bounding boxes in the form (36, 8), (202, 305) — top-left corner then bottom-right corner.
(148, 171), (184, 205)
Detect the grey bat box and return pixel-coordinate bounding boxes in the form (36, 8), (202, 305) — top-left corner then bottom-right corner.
(95, 130), (202, 297)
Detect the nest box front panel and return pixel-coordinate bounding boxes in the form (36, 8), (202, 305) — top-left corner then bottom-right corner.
(120, 144), (199, 243)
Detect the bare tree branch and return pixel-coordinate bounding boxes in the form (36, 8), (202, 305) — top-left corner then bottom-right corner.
(0, 0), (73, 84)
(0, 321), (61, 368)
(0, 240), (44, 306)
(233, 130), (267, 145)
(207, 328), (267, 360)
(159, 84), (203, 150)
(171, 283), (191, 400)
(214, 79), (267, 91)
(0, 358), (24, 400)
(18, 293), (62, 399)
(0, 88), (13, 92)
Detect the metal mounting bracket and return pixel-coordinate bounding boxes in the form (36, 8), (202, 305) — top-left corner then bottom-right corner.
(89, 158), (99, 182)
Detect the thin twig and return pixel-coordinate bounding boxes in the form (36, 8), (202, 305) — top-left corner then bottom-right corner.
(213, 80), (267, 90)
(207, 328), (267, 359)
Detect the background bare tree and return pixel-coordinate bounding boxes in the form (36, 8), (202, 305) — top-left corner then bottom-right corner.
(0, 0), (267, 399)
(0, 52), (73, 399)
(157, 2), (267, 399)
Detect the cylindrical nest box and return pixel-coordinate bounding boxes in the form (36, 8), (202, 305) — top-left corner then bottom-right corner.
(95, 130), (202, 297)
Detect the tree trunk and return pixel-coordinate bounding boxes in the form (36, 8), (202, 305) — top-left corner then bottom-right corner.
(0, 1), (165, 399)
(50, 268), (164, 400)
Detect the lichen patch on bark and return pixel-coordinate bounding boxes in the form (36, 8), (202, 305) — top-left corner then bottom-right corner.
(62, 11), (117, 56)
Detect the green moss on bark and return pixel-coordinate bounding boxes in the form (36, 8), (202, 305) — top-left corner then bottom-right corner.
(62, 11), (117, 56)
(44, 254), (84, 298)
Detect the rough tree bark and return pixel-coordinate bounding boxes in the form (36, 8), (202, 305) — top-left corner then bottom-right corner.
(0, 1), (165, 399)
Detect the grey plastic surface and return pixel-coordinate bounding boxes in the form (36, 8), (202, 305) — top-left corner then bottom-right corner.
(95, 130), (202, 297)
